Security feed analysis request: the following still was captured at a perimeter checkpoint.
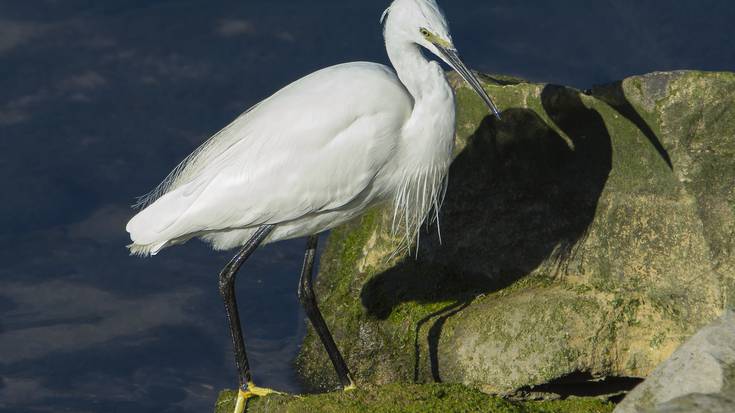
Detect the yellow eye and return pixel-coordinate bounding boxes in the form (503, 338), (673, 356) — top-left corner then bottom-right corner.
(419, 28), (430, 37)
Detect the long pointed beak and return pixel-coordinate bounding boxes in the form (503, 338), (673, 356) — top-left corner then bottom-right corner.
(437, 46), (502, 120)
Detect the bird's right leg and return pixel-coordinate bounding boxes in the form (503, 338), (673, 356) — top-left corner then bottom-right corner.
(218, 225), (280, 413)
(297, 235), (356, 390)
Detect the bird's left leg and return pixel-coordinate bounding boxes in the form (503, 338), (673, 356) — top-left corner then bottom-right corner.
(218, 225), (282, 413)
(297, 235), (356, 390)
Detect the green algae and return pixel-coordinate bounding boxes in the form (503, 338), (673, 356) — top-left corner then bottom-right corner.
(214, 383), (614, 413)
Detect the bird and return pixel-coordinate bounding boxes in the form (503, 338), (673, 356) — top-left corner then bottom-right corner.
(126, 0), (500, 411)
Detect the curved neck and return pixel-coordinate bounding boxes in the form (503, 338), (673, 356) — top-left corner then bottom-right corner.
(385, 32), (443, 103)
(386, 39), (424, 98)
(383, 26), (456, 167)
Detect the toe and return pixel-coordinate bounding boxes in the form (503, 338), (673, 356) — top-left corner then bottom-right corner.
(245, 382), (284, 397)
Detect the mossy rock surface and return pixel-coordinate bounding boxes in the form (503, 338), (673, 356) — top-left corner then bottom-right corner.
(297, 71), (735, 394)
(214, 383), (614, 413)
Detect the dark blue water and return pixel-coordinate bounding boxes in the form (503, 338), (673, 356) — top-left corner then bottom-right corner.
(0, 1), (732, 411)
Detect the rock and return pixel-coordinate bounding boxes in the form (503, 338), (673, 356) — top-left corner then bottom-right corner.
(653, 394), (735, 413)
(213, 383), (614, 413)
(296, 70), (735, 394)
(613, 310), (735, 413)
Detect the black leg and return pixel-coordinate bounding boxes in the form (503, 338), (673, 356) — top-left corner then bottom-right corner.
(297, 235), (355, 389)
(218, 225), (275, 391)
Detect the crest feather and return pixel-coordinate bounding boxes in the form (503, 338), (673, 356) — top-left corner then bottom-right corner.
(380, 5), (391, 24)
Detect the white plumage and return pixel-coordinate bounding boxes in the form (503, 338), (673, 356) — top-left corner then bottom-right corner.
(126, 0), (500, 257)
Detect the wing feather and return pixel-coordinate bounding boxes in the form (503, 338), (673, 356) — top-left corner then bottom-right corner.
(127, 62), (412, 250)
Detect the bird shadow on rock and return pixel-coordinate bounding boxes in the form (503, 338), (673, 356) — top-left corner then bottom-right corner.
(360, 84), (614, 382)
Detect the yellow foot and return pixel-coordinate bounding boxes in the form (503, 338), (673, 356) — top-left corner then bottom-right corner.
(343, 379), (357, 392)
(232, 383), (284, 413)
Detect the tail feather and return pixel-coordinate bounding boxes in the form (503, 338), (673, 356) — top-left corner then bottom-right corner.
(127, 241), (168, 257)
(126, 180), (208, 255)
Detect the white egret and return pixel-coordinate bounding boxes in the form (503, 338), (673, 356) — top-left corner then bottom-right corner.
(126, 0), (500, 411)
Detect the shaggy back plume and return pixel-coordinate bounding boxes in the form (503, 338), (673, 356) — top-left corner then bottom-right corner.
(133, 103), (261, 209)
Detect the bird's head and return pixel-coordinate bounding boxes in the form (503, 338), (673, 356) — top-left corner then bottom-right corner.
(382, 0), (501, 119)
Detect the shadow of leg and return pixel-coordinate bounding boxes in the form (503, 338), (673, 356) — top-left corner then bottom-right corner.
(428, 301), (472, 382)
(412, 300), (467, 382)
